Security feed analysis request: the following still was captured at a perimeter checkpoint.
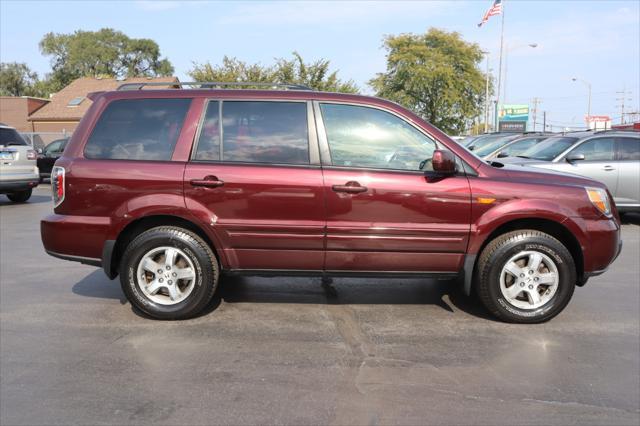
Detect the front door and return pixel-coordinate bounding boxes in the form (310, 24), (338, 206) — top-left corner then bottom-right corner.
(316, 102), (472, 273)
(553, 136), (619, 196)
(184, 100), (325, 271)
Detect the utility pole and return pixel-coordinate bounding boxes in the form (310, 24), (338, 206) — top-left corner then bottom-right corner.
(615, 87), (632, 124)
(542, 111), (546, 132)
(494, 1), (506, 131)
(531, 97), (542, 131)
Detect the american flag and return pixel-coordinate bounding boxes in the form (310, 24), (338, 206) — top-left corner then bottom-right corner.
(478, 0), (503, 27)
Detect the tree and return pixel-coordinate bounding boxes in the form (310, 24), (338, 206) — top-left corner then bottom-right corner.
(370, 28), (490, 135)
(0, 62), (40, 97)
(39, 28), (174, 88)
(189, 52), (358, 93)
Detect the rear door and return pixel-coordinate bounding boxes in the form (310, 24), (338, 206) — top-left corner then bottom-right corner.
(552, 137), (619, 194)
(316, 102), (471, 273)
(184, 100), (325, 271)
(614, 136), (640, 207)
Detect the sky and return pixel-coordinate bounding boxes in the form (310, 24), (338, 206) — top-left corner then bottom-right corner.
(1, 0), (639, 130)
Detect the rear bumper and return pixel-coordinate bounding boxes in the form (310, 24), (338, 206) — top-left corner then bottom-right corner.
(0, 179), (39, 193)
(41, 214), (111, 261)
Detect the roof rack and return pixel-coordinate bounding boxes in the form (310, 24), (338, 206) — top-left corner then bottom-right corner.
(117, 81), (313, 91)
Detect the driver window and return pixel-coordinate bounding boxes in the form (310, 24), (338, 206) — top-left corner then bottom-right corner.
(320, 103), (437, 171)
(569, 138), (615, 161)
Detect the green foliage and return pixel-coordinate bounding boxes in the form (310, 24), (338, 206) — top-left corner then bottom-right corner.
(189, 52), (358, 93)
(370, 28), (491, 135)
(39, 28), (174, 88)
(0, 62), (42, 97)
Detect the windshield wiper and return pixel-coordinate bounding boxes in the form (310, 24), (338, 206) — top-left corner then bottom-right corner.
(6, 142), (25, 146)
(516, 155), (530, 159)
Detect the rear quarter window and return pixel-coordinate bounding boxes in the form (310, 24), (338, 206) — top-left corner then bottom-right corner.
(84, 98), (191, 160)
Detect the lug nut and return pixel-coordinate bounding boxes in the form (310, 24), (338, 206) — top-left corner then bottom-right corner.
(520, 273), (525, 278)
(534, 277), (539, 282)
(168, 280), (173, 285)
(529, 270), (534, 274)
(172, 272), (177, 277)
(166, 265), (171, 270)
(159, 278), (164, 283)
(520, 282), (525, 287)
(157, 269), (162, 274)
(528, 284), (534, 289)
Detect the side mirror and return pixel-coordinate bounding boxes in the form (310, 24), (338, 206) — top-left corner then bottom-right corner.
(36, 148), (43, 154)
(566, 153), (585, 162)
(497, 151), (509, 158)
(431, 150), (456, 175)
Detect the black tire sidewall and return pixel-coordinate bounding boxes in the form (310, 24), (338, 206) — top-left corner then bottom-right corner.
(7, 189), (32, 202)
(485, 234), (575, 322)
(120, 229), (215, 319)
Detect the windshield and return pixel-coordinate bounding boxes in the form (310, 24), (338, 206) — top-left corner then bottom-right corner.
(0, 128), (28, 146)
(470, 134), (518, 151)
(518, 137), (578, 161)
(474, 138), (515, 157)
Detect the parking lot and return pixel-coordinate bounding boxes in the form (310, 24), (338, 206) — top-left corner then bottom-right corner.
(0, 185), (638, 425)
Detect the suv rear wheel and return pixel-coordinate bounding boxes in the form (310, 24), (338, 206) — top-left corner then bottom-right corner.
(476, 230), (576, 323)
(6, 189), (32, 203)
(119, 226), (219, 320)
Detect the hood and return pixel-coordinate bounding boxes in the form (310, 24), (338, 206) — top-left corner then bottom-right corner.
(496, 156), (547, 165)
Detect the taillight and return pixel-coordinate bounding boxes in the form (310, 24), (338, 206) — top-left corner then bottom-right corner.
(52, 166), (65, 207)
(27, 149), (37, 160)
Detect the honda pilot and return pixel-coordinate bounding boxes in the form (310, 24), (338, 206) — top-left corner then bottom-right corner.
(40, 82), (622, 323)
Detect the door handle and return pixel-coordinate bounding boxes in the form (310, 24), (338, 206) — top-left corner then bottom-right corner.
(190, 175), (224, 188)
(332, 181), (367, 194)
(603, 165), (615, 171)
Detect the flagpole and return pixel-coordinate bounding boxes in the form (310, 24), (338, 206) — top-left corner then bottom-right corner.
(494, 0), (506, 131)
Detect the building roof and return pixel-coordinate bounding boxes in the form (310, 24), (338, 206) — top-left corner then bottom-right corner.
(28, 76), (178, 121)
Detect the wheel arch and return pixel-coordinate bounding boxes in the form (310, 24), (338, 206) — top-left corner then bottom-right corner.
(463, 217), (584, 295)
(104, 214), (224, 279)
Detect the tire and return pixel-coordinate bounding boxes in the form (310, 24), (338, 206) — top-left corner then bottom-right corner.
(6, 189), (32, 203)
(475, 230), (576, 323)
(119, 226), (219, 320)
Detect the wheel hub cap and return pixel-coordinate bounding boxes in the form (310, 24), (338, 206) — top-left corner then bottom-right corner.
(499, 250), (559, 310)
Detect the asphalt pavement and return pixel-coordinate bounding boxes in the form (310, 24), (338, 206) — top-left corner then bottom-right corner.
(1, 185), (639, 425)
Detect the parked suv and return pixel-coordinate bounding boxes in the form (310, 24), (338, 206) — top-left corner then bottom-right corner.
(41, 83), (622, 323)
(0, 123), (39, 202)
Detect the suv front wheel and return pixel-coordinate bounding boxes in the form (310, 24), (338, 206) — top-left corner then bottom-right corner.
(119, 226), (219, 320)
(6, 189), (32, 203)
(476, 230), (576, 323)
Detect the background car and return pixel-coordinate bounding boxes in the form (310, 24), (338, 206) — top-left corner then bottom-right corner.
(37, 138), (69, 182)
(464, 132), (522, 152)
(0, 123), (39, 202)
(501, 130), (640, 211)
(474, 133), (553, 160)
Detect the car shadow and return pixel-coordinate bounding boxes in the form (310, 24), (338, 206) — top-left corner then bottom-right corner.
(0, 194), (51, 206)
(71, 270), (493, 321)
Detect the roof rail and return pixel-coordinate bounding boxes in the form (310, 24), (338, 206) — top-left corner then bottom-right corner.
(117, 81), (313, 91)
(593, 128), (639, 134)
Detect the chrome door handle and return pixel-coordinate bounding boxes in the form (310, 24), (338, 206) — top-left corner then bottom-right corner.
(603, 165), (615, 171)
(190, 175), (224, 188)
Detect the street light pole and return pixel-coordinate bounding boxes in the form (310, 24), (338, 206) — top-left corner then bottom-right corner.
(502, 43), (538, 106)
(482, 50), (490, 133)
(572, 77), (592, 122)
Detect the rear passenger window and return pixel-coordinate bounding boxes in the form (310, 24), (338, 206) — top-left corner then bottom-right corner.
(617, 137), (640, 161)
(85, 99), (191, 160)
(194, 101), (309, 164)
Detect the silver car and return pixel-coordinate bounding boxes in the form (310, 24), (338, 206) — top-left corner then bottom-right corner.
(0, 124), (39, 202)
(474, 133), (552, 160)
(501, 130), (640, 212)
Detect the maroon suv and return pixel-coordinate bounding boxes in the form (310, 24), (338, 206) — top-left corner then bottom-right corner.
(41, 83), (622, 323)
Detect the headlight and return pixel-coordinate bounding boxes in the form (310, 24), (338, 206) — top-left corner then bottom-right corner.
(586, 187), (611, 216)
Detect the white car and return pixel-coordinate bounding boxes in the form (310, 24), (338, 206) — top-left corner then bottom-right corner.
(0, 124), (39, 202)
